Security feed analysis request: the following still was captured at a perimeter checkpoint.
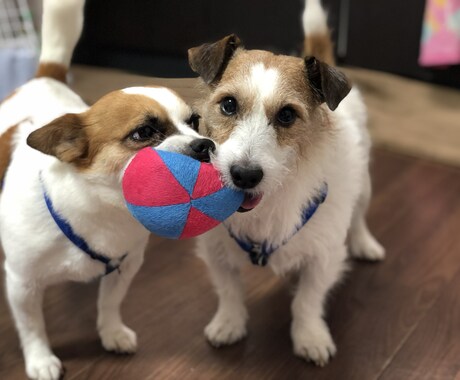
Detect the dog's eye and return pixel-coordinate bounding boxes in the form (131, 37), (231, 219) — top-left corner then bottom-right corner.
(276, 106), (297, 127)
(129, 117), (165, 142)
(220, 97), (238, 116)
(186, 113), (200, 131)
(130, 125), (157, 141)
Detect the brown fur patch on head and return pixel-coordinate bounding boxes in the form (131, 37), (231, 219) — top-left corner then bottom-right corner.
(82, 91), (180, 174)
(197, 47), (349, 157)
(199, 49), (323, 154)
(27, 90), (181, 174)
(35, 62), (68, 83)
(0, 124), (19, 187)
(275, 106), (333, 158)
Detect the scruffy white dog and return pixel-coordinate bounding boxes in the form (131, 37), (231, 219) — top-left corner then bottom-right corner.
(189, 0), (385, 366)
(0, 1), (212, 379)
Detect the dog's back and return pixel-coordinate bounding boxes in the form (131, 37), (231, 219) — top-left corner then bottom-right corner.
(0, 0), (86, 188)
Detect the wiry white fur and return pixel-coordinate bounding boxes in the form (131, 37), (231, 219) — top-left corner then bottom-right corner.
(213, 64), (295, 197)
(40, 0), (86, 67)
(0, 2), (203, 379)
(199, 86), (385, 365)
(302, 0), (329, 36)
(123, 87), (186, 115)
(197, 2), (385, 366)
(249, 63), (279, 100)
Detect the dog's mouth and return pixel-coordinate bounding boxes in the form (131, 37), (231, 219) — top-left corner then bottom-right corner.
(238, 192), (264, 212)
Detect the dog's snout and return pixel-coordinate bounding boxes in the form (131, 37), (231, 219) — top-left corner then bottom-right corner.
(230, 165), (264, 189)
(189, 138), (215, 162)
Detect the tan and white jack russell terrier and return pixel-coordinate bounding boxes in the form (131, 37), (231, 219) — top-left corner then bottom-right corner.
(0, 0), (214, 379)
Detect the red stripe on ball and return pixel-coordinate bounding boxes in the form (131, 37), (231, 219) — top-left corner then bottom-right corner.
(123, 148), (190, 207)
(192, 163), (224, 200)
(180, 206), (220, 239)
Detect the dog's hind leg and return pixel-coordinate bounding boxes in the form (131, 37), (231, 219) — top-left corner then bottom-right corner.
(5, 267), (62, 380)
(348, 170), (385, 261)
(97, 249), (145, 354)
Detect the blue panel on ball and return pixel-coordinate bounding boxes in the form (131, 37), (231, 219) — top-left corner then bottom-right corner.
(191, 187), (244, 222)
(156, 150), (200, 195)
(126, 202), (190, 239)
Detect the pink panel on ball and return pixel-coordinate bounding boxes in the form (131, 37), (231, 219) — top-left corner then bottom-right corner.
(123, 148), (190, 207)
(191, 163), (223, 200)
(179, 206), (220, 239)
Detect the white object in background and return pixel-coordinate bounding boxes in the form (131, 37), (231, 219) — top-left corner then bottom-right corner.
(0, 0), (39, 99)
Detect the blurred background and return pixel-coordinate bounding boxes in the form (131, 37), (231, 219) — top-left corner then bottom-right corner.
(3, 0), (457, 167)
(3, 0), (460, 87)
(76, 0), (460, 87)
(1, 2), (460, 379)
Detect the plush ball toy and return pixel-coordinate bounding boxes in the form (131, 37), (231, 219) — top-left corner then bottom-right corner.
(122, 148), (244, 239)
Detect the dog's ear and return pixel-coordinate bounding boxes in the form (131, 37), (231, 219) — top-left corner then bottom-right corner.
(304, 56), (351, 111)
(27, 113), (88, 164)
(188, 34), (242, 85)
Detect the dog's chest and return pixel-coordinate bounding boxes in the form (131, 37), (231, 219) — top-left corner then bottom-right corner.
(221, 177), (357, 273)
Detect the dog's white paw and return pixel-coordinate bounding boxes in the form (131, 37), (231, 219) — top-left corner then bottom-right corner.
(26, 354), (62, 380)
(205, 310), (248, 347)
(292, 319), (336, 367)
(99, 324), (137, 354)
(350, 231), (385, 262)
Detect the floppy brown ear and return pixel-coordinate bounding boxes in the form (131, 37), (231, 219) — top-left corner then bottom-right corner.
(304, 56), (351, 111)
(27, 113), (88, 164)
(188, 34), (242, 85)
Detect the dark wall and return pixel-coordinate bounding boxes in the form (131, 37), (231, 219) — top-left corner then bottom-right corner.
(73, 0), (305, 77)
(73, 0), (460, 88)
(341, 0), (460, 88)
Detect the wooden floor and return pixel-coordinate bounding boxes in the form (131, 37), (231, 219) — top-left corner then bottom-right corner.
(1, 148), (460, 380)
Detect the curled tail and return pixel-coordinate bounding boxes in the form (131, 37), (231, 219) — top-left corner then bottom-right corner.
(302, 0), (335, 66)
(35, 0), (86, 83)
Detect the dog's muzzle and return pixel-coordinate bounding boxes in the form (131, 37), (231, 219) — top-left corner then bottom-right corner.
(187, 138), (215, 162)
(228, 164), (264, 212)
(230, 164), (263, 189)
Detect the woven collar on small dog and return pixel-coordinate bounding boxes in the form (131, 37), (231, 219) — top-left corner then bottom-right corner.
(227, 183), (328, 266)
(41, 176), (127, 276)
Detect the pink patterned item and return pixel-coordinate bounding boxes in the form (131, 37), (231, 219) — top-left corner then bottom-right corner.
(419, 0), (460, 66)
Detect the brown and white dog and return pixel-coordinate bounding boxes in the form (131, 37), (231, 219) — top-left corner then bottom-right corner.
(189, 0), (385, 366)
(0, 0), (213, 379)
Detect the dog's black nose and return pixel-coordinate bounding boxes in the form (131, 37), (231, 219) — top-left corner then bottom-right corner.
(189, 138), (216, 162)
(230, 165), (264, 189)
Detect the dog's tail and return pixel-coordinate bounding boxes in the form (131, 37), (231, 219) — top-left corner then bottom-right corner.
(35, 0), (86, 83)
(302, 0), (335, 66)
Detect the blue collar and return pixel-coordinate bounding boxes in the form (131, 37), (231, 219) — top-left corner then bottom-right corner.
(41, 177), (127, 276)
(227, 183), (328, 266)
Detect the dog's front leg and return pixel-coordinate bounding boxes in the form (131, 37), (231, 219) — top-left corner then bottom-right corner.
(5, 269), (62, 380)
(97, 250), (144, 354)
(198, 240), (248, 347)
(290, 245), (346, 366)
